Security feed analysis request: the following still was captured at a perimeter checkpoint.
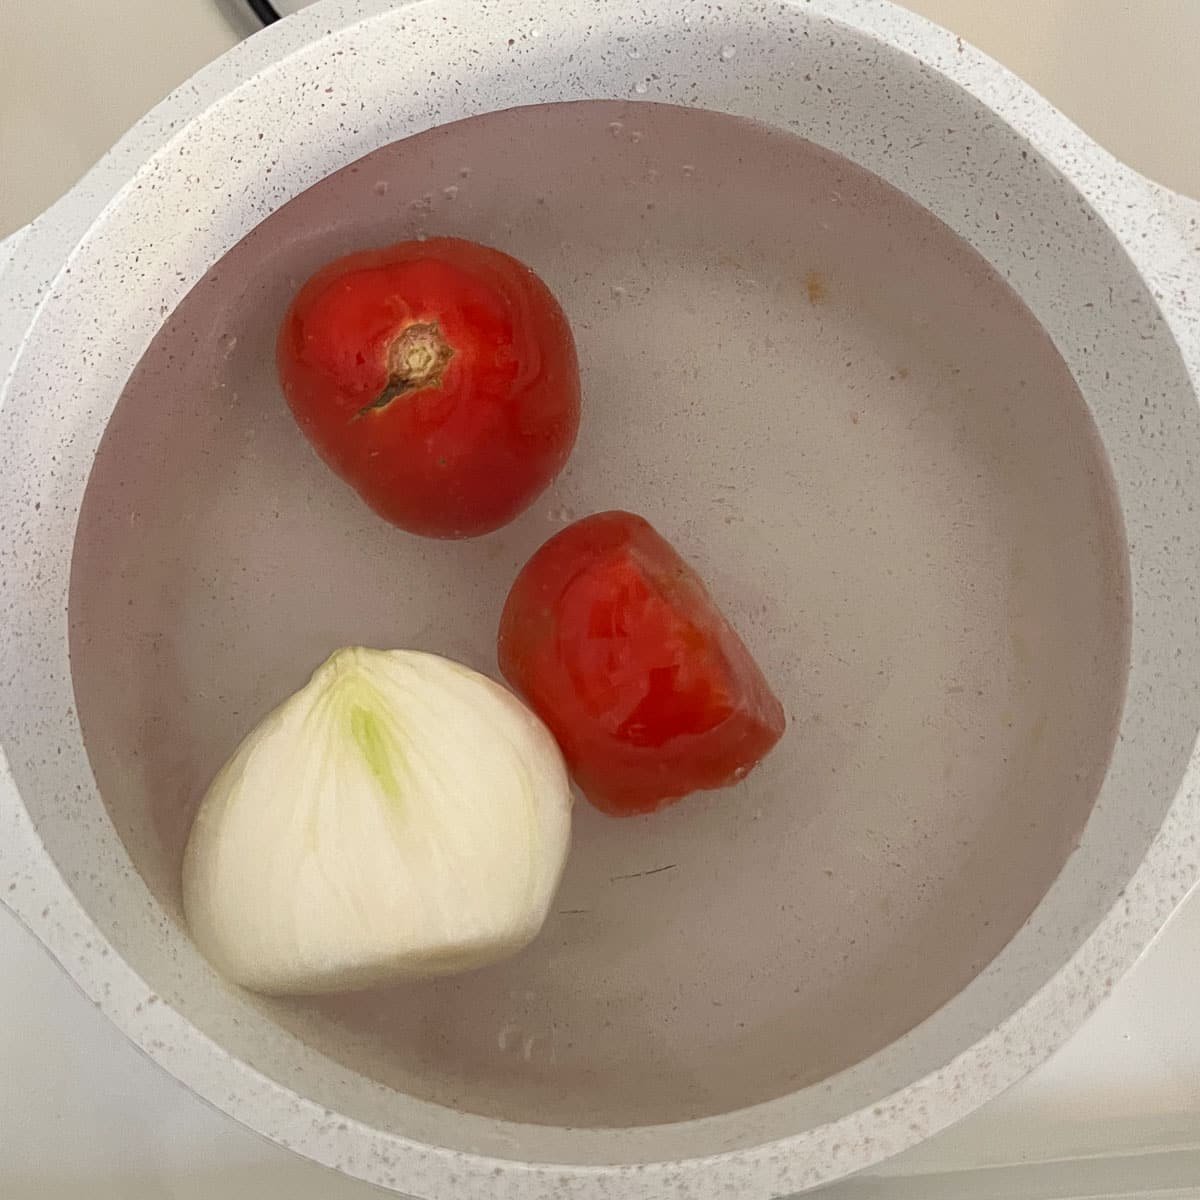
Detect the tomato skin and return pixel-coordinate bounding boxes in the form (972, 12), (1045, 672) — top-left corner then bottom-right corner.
(277, 238), (580, 538)
(498, 511), (786, 815)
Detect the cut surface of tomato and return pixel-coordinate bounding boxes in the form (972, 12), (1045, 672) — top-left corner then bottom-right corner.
(498, 511), (786, 815)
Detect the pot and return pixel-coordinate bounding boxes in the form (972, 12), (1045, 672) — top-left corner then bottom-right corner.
(2, 2), (1199, 1197)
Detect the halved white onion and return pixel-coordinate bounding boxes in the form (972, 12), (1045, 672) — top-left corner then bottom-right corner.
(182, 647), (572, 995)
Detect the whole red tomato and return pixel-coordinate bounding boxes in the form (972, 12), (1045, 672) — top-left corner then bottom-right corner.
(277, 238), (580, 538)
(498, 511), (786, 815)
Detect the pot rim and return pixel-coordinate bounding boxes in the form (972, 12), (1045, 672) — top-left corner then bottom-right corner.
(2, 1), (1199, 1197)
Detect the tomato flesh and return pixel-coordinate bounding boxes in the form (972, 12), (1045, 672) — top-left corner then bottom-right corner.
(498, 511), (786, 815)
(277, 238), (580, 538)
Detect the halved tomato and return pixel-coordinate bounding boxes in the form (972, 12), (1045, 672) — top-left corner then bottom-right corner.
(498, 511), (785, 815)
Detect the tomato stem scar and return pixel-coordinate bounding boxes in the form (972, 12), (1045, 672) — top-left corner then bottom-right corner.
(357, 321), (454, 417)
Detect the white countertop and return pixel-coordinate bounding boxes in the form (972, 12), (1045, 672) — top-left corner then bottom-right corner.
(3, 3), (1200, 1198)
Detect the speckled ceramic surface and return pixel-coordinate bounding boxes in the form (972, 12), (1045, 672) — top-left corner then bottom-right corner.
(1, 2), (1199, 1199)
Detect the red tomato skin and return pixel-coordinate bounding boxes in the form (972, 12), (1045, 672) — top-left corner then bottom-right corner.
(277, 238), (580, 538)
(498, 511), (786, 815)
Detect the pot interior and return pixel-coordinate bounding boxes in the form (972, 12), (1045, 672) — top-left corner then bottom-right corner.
(69, 100), (1129, 1128)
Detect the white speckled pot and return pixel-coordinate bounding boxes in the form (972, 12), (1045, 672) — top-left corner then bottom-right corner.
(2, 1), (1200, 1197)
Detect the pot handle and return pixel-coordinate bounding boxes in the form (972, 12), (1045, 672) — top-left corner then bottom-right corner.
(1159, 185), (1200, 246)
(0, 223), (36, 383)
(0, 744), (65, 942)
(1118, 177), (1200, 393)
(0, 224), (30, 271)
(1139, 179), (1200, 366)
(0, 743), (126, 1003)
(0, 227), (65, 945)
